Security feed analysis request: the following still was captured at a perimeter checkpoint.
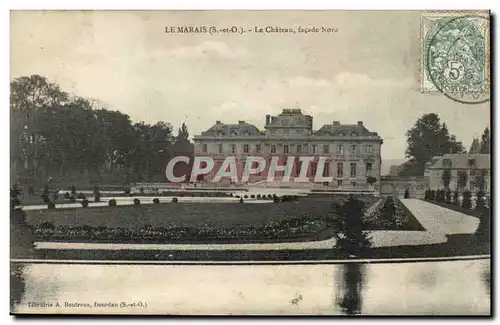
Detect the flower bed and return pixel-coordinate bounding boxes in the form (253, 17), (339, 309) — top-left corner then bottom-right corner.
(363, 196), (425, 231)
(33, 216), (329, 243)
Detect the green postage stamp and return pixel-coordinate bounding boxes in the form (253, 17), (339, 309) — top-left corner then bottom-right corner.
(421, 11), (490, 104)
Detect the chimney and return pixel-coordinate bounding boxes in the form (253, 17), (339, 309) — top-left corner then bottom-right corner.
(216, 120), (221, 124)
(357, 121), (363, 125)
(238, 120), (245, 124)
(266, 115), (271, 125)
(332, 121), (340, 126)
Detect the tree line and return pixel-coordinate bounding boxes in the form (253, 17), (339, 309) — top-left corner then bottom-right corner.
(10, 74), (193, 189)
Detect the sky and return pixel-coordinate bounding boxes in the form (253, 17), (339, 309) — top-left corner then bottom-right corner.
(10, 10), (491, 160)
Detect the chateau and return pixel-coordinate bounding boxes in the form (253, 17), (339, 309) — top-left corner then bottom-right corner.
(192, 109), (383, 190)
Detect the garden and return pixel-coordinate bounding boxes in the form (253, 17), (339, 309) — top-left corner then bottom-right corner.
(24, 194), (426, 244)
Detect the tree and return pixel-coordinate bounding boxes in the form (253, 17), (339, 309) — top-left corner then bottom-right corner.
(400, 114), (464, 176)
(457, 171), (468, 193)
(404, 189), (410, 199)
(10, 75), (69, 186)
(177, 122), (190, 140)
(479, 127), (490, 154)
(332, 195), (372, 257)
(442, 169), (451, 190)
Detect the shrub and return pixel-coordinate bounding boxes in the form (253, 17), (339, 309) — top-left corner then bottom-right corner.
(273, 196), (281, 203)
(140, 187), (144, 195)
(267, 194), (272, 199)
(476, 206), (490, 241)
(70, 185), (76, 195)
(77, 193), (86, 200)
(41, 194), (50, 203)
(462, 190), (472, 209)
(69, 196), (76, 203)
(94, 192), (101, 202)
(10, 198), (21, 209)
(445, 191), (452, 204)
(404, 189), (410, 199)
(229, 193), (233, 197)
(430, 190), (436, 201)
(40, 221), (55, 229)
(453, 191), (459, 205)
(476, 190), (486, 211)
(47, 202), (56, 209)
(256, 194), (261, 199)
(153, 198), (160, 204)
(366, 176), (377, 185)
(244, 195), (248, 198)
(108, 199), (117, 207)
(250, 194), (255, 199)
(64, 192), (70, 199)
(10, 185), (21, 198)
(124, 187), (131, 195)
(81, 199), (89, 208)
(172, 197), (178, 203)
(134, 198), (141, 206)
(239, 198), (244, 203)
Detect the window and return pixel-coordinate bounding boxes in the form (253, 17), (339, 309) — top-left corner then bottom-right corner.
(296, 144), (302, 153)
(256, 144), (261, 153)
(323, 145), (329, 154)
(284, 145), (289, 154)
(337, 162), (344, 177)
(366, 162), (373, 174)
(337, 180), (343, 186)
(312, 145), (317, 154)
(365, 145), (373, 154)
(350, 145), (356, 154)
(218, 144), (223, 154)
(271, 145), (276, 154)
(351, 181), (356, 187)
(231, 144), (236, 154)
(243, 144), (249, 153)
(443, 159), (452, 168)
(202, 144), (207, 152)
(350, 163), (357, 177)
(338, 145), (344, 155)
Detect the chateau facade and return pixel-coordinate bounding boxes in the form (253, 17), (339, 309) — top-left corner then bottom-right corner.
(192, 109), (383, 189)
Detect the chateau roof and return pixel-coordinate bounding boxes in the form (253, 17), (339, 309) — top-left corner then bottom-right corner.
(202, 121), (261, 136)
(314, 121), (375, 136)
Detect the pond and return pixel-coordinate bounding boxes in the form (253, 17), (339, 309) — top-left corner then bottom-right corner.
(11, 258), (490, 315)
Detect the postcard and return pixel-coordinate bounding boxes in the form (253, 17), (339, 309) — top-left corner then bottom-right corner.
(10, 10), (491, 315)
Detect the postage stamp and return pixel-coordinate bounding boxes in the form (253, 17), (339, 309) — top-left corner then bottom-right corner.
(420, 11), (491, 104)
